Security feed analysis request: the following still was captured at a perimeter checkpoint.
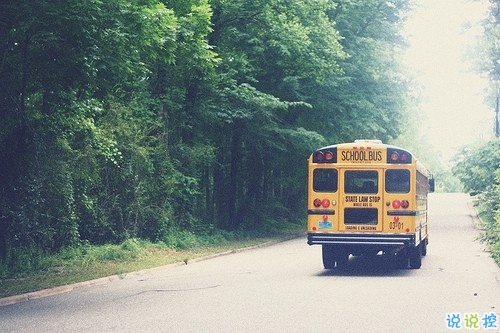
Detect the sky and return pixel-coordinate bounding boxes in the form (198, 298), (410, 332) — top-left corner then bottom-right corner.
(403, 0), (494, 162)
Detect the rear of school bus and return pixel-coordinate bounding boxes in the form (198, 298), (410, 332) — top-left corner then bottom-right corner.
(307, 140), (434, 269)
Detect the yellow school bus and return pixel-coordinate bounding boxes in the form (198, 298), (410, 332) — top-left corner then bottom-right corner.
(307, 140), (434, 269)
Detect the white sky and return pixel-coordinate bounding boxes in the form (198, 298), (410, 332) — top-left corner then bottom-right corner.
(404, 0), (494, 161)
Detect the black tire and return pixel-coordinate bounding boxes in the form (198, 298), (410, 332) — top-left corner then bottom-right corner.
(336, 251), (349, 268)
(395, 250), (409, 269)
(421, 239), (428, 256)
(322, 245), (349, 269)
(322, 245), (336, 269)
(409, 244), (422, 269)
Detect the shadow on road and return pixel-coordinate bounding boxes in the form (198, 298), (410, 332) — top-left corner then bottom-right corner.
(316, 255), (417, 277)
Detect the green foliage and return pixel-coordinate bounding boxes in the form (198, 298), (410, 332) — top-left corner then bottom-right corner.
(0, 246), (46, 278)
(162, 230), (200, 250)
(475, 0), (500, 84)
(452, 139), (500, 264)
(462, 0), (500, 264)
(0, 238), (145, 279)
(474, 168), (500, 246)
(452, 140), (500, 195)
(0, 0), (416, 267)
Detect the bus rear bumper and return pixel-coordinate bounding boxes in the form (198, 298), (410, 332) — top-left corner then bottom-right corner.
(307, 232), (416, 247)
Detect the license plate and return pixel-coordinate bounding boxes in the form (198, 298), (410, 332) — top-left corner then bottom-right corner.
(318, 221), (332, 229)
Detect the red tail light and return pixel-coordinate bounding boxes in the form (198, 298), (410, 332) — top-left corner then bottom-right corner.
(313, 198), (331, 208)
(390, 152), (399, 161)
(325, 151), (334, 161)
(392, 199), (409, 209)
(314, 152), (324, 162)
(312, 148), (337, 163)
(387, 148), (412, 164)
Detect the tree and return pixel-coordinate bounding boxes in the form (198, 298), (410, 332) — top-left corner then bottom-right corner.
(204, 0), (347, 230)
(0, 0), (181, 255)
(301, 0), (412, 144)
(453, 140), (500, 195)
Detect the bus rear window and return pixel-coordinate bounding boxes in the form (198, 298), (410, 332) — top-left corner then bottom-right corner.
(313, 169), (338, 192)
(385, 169), (410, 193)
(344, 171), (378, 194)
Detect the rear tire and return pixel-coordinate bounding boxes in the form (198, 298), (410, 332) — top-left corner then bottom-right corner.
(322, 245), (349, 269)
(395, 250), (409, 269)
(421, 239), (428, 256)
(409, 244), (422, 269)
(322, 245), (336, 269)
(336, 251), (349, 268)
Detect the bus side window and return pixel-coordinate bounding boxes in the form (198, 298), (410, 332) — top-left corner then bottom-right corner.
(385, 169), (410, 193)
(313, 169), (338, 192)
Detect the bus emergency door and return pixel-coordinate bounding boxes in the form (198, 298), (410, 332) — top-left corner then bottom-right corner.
(339, 169), (383, 232)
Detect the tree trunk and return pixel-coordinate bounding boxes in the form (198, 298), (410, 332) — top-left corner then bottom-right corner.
(228, 121), (242, 229)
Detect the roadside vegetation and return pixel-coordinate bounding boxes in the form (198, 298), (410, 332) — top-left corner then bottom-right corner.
(452, 0), (500, 267)
(453, 139), (500, 266)
(0, 0), (415, 293)
(0, 227), (302, 299)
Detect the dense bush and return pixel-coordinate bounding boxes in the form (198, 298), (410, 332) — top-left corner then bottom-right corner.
(453, 139), (500, 264)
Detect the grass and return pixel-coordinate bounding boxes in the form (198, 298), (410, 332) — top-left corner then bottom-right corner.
(474, 203), (500, 267)
(0, 230), (302, 300)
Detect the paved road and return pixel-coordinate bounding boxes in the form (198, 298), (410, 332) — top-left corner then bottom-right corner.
(0, 193), (499, 332)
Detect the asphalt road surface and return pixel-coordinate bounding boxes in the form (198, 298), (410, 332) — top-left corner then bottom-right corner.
(0, 193), (499, 332)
